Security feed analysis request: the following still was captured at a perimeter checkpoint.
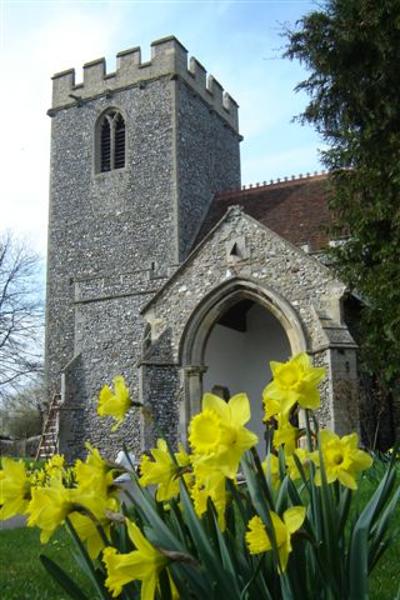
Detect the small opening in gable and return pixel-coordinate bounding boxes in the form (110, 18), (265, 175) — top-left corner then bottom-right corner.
(230, 242), (240, 256)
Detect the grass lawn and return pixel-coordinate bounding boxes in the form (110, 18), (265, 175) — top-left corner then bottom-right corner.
(0, 526), (96, 600)
(0, 465), (399, 599)
(355, 465), (400, 600)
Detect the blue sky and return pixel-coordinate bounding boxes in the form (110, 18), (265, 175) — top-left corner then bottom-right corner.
(2, 0), (323, 260)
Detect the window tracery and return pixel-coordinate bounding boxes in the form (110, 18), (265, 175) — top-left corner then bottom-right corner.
(96, 110), (126, 173)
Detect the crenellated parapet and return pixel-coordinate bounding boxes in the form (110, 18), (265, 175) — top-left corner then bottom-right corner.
(50, 36), (239, 131)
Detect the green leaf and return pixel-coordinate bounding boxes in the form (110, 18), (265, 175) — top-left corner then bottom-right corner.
(337, 486), (353, 538)
(316, 436), (342, 596)
(122, 471), (186, 553)
(367, 478), (400, 572)
(240, 453), (271, 523)
(276, 475), (291, 514)
(179, 480), (241, 598)
(239, 556), (272, 600)
(226, 478), (251, 529)
(65, 518), (111, 600)
(241, 452), (284, 576)
(39, 555), (89, 600)
(348, 460), (397, 599)
(348, 524), (369, 600)
(211, 508), (241, 594)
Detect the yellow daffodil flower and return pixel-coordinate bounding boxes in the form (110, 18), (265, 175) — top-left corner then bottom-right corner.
(44, 454), (65, 480)
(69, 511), (107, 559)
(188, 408), (222, 454)
(262, 453), (281, 489)
(98, 375), (132, 431)
(311, 430), (373, 489)
(27, 480), (75, 543)
(286, 448), (310, 481)
(246, 506), (306, 572)
(189, 393), (258, 478)
(263, 395), (283, 422)
(28, 455), (66, 489)
(263, 353), (325, 416)
(29, 468), (47, 488)
(190, 462), (227, 530)
(139, 439), (191, 502)
(75, 443), (115, 496)
(0, 458), (30, 520)
(103, 519), (175, 599)
(68, 493), (119, 559)
(273, 413), (299, 455)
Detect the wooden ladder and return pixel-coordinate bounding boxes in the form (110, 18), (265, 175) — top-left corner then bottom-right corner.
(35, 394), (62, 461)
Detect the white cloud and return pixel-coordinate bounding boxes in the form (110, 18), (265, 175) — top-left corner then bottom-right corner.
(1, 1), (319, 260)
(1, 4), (123, 256)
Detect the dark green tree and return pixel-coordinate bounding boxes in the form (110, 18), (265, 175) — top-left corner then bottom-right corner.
(285, 0), (400, 446)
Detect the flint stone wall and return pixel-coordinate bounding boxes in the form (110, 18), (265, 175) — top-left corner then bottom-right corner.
(47, 37), (361, 460)
(176, 80), (241, 259)
(141, 208), (359, 446)
(47, 66), (241, 461)
(46, 77), (176, 399)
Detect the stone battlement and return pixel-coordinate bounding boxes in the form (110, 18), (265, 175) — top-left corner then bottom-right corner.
(50, 35), (239, 131)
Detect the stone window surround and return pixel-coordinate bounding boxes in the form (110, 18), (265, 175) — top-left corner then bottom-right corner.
(94, 107), (127, 174)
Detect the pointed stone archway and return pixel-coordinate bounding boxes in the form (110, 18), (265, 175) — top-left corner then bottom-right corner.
(179, 278), (307, 444)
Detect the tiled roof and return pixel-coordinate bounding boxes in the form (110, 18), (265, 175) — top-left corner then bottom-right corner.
(195, 173), (333, 252)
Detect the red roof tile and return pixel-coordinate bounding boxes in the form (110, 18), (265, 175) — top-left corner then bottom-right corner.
(195, 174), (333, 252)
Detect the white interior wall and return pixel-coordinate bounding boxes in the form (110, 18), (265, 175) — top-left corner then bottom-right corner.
(203, 303), (291, 454)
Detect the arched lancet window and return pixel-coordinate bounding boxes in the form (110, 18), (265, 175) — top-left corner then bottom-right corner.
(96, 110), (126, 173)
(100, 118), (111, 172)
(114, 113), (126, 169)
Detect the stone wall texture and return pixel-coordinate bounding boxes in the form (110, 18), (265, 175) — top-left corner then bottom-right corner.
(141, 208), (359, 447)
(46, 38), (364, 461)
(176, 81), (241, 259)
(45, 41), (242, 460)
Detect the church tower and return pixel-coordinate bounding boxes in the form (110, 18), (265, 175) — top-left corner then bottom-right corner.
(45, 37), (241, 459)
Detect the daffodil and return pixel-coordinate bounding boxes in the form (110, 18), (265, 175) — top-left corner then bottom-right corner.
(246, 507), (306, 572)
(139, 439), (191, 502)
(286, 448), (310, 481)
(98, 375), (132, 431)
(27, 480), (75, 542)
(263, 353), (325, 416)
(69, 512), (106, 559)
(28, 455), (66, 488)
(273, 413), (299, 455)
(29, 468), (47, 488)
(0, 458), (30, 520)
(190, 393), (258, 478)
(311, 430), (373, 489)
(103, 519), (174, 599)
(69, 492), (119, 559)
(190, 462), (227, 530)
(75, 443), (115, 496)
(44, 454), (65, 480)
(262, 453), (281, 489)
(263, 395), (283, 422)
(189, 408), (222, 454)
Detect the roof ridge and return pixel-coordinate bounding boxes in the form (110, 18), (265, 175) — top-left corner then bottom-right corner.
(217, 170), (328, 198)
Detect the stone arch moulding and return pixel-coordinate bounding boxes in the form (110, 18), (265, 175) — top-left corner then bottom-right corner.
(93, 106), (128, 175)
(178, 277), (308, 438)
